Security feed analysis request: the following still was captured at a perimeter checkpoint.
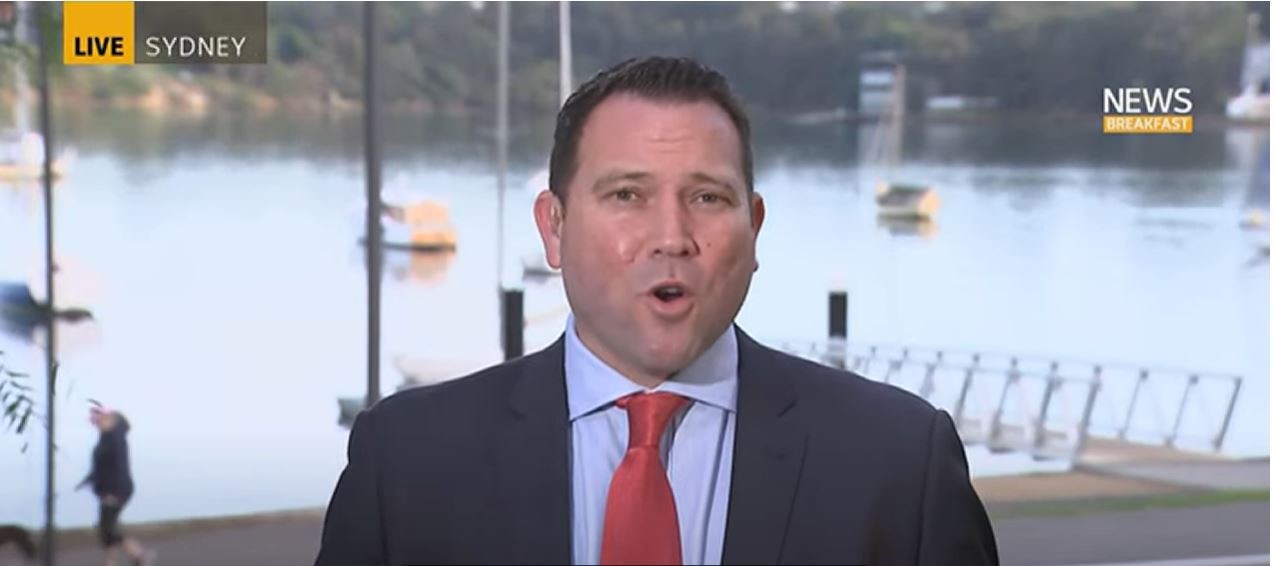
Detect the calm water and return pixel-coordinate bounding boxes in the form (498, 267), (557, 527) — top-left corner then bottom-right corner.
(0, 111), (1268, 528)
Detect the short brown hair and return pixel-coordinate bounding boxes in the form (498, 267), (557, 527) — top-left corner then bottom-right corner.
(548, 56), (754, 204)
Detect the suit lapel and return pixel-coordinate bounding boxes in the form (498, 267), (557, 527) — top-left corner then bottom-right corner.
(722, 328), (808, 564)
(498, 337), (573, 564)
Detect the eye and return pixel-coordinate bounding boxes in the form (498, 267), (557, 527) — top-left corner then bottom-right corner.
(612, 188), (638, 202)
(696, 191), (730, 205)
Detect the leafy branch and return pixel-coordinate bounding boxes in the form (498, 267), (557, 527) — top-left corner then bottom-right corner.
(0, 350), (37, 451)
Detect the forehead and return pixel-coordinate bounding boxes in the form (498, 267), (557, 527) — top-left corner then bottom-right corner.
(571, 94), (744, 185)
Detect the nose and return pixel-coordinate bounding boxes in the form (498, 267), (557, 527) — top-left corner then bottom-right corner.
(650, 198), (697, 258)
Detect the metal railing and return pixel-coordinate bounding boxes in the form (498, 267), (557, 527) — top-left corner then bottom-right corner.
(770, 340), (1243, 462)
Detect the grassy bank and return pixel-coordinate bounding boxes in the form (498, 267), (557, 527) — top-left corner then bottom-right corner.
(989, 488), (1270, 520)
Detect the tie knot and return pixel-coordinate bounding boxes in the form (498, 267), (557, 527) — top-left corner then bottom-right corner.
(616, 392), (688, 448)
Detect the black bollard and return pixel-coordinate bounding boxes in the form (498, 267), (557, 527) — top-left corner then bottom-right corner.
(828, 290), (848, 341)
(502, 288), (524, 361)
(827, 290), (848, 369)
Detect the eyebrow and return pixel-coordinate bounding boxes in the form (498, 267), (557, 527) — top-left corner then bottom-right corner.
(588, 169), (744, 196)
(686, 171), (741, 194)
(590, 170), (653, 194)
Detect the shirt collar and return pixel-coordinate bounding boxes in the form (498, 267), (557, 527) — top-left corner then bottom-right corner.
(564, 314), (739, 421)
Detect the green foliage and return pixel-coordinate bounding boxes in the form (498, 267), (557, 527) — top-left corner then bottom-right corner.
(0, 351), (35, 443)
(42, 2), (1258, 115)
(88, 67), (154, 100)
(944, 2), (1248, 113)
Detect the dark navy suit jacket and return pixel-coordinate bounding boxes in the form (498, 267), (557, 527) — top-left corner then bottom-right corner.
(316, 328), (999, 565)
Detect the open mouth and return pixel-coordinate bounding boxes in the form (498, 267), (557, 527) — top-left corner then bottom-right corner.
(650, 283), (688, 303)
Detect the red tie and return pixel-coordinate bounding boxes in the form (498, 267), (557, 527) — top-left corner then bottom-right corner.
(600, 392), (689, 566)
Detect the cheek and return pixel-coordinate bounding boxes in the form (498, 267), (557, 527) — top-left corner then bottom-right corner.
(705, 226), (755, 274)
(561, 227), (624, 300)
(566, 215), (642, 264)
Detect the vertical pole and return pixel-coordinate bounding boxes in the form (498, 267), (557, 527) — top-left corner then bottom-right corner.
(1168, 375), (1198, 447)
(363, 2), (382, 408)
(952, 356), (978, 440)
(1215, 376), (1243, 451)
(1120, 369), (1149, 440)
(495, 1), (513, 355)
(502, 289), (524, 360)
(495, 1), (509, 288)
(893, 66), (905, 169)
(989, 359), (1019, 449)
(827, 289), (848, 369)
(13, 19), (27, 135)
(919, 350), (942, 401)
(1032, 363), (1060, 451)
(558, 0), (572, 105)
(35, 3), (57, 564)
(1073, 365), (1103, 461)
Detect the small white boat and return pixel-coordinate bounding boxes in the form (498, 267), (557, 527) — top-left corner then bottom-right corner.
(1226, 88), (1269, 122)
(877, 215), (937, 239)
(862, 57), (940, 225)
(358, 199), (458, 252)
(0, 131), (74, 183)
(875, 181), (940, 221)
(1, 27), (76, 185)
(380, 200), (458, 251)
(384, 248), (456, 284)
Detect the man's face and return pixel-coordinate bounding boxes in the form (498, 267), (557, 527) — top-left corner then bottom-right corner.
(534, 94), (765, 384)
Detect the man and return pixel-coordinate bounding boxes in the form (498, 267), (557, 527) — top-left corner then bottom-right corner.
(317, 56), (998, 566)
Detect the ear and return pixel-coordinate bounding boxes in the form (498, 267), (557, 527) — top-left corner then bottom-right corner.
(750, 192), (765, 272)
(750, 192), (766, 236)
(533, 190), (565, 269)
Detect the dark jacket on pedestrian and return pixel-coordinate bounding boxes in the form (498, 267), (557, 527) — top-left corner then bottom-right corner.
(84, 415), (134, 500)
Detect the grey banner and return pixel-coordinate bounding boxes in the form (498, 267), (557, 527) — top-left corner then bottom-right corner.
(135, 2), (267, 64)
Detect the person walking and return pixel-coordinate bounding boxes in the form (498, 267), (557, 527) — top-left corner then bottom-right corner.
(78, 406), (156, 566)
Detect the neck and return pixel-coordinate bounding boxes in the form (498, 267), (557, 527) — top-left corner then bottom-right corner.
(621, 370), (671, 390)
(572, 324), (676, 390)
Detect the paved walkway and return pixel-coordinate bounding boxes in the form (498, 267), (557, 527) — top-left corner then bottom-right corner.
(36, 459), (1270, 566)
(1080, 458), (1270, 492)
(47, 501), (1268, 566)
(975, 458), (1269, 503)
(55, 516), (322, 566)
(995, 502), (1269, 566)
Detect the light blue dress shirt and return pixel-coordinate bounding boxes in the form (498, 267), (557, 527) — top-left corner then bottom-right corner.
(565, 315), (738, 566)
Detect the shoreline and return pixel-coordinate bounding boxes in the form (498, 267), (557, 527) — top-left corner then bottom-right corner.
(0, 82), (1263, 127)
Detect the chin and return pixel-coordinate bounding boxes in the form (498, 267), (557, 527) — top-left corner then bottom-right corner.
(640, 340), (700, 374)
